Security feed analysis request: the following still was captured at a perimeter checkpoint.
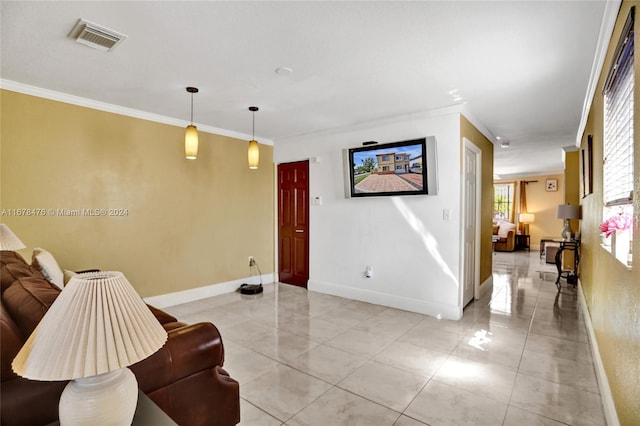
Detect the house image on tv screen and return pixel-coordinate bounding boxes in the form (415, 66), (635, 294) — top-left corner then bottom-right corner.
(348, 139), (428, 196)
(376, 152), (411, 174)
(409, 155), (422, 173)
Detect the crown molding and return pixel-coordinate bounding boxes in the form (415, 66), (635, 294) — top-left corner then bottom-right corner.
(459, 104), (497, 144)
(576, 0), (622, 146)
(0, 79), (274, 146)
(275, 102), (485, 144)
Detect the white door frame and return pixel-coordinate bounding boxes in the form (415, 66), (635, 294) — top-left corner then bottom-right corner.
(460, 138), (482, 305)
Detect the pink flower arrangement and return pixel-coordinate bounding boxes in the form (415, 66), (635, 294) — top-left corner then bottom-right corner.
(599, 213), (633, 237)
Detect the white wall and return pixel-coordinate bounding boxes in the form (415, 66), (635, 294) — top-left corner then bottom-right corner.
(275, 111), (463, 319)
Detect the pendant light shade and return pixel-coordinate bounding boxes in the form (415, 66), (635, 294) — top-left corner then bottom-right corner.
(248, 139), (259, 169)
(185, 125), (198, 160)
(185, 87), (199, 160)
(248, 106), (260, 169)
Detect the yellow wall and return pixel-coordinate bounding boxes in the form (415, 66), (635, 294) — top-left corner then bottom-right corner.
(493, 174), (565, 250)
(0, 90), (274, 298)
(460, 115), (494, 285)
(564, 150), (581, 234)
(523, 174), (566, 248)
(564, 150), (580, 204)
(578, 2), (640, 423)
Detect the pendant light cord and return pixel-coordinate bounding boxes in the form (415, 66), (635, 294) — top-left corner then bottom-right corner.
(186, 87), (199, 126)
(190, 92), (194, 125)
(252, 111), (255, 140)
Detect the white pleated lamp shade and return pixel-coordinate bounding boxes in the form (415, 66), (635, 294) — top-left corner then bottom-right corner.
(12, 271), (167, 380)
(0, 224), (26, 250)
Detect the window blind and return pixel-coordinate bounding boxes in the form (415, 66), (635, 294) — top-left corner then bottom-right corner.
(603, 7), (635, 207)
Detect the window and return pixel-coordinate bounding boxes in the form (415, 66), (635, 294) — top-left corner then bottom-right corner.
(494, 183), (515, 222)
(604, 9), (634, 207)
(396, 165), (403, 170)
(603, 7), (634, 267)
(381, 155), (390, 161)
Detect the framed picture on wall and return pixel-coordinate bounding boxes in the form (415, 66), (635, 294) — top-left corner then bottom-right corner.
(582, 134), (593, 198)
(546, 178), (558, 192)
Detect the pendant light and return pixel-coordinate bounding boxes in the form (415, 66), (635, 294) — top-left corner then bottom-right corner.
(185, 87), (199, 160)
(248, 106), (260, 169)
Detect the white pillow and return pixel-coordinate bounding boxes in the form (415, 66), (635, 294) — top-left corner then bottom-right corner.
(498, 221), (516, 238)
(32, 248), (65, 289)
(63, 269), (77, 285)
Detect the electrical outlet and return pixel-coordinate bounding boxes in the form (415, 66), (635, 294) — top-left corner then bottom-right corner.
(248, 256), (254, 266)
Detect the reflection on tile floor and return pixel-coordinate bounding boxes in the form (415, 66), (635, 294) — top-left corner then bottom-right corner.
(164, 251), (606, 425)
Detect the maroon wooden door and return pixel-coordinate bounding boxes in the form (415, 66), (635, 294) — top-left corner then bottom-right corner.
(278, 161), (309, 287)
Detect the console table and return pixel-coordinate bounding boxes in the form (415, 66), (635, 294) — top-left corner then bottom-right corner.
(554, 240), (580, 290)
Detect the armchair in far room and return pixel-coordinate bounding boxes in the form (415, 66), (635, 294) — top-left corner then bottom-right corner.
(493, 221), (516, 252)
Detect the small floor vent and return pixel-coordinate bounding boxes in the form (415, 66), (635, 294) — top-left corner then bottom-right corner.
(68, 19), (127, 51)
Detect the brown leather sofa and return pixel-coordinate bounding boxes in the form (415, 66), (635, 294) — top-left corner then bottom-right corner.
(0, 250), (240, 426)
(492, 224), (515, 252)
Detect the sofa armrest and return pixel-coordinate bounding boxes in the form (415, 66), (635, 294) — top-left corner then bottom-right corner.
(147, 304), (178, 325)
(494, 230), (516, 252)
(131, 322), (225, 394)
(506, 230), (515, 248)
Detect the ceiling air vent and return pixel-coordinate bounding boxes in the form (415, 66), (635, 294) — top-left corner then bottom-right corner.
(68, 19), (127, 51)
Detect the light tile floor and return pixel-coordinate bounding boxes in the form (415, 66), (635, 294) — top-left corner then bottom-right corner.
(164, 251), (606, 425)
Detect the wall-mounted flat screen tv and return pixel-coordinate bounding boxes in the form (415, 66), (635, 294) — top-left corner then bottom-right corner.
(343, 136), (438, 198)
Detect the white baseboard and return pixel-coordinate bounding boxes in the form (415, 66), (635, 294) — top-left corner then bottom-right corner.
(308, 279), (461, 320)
(577, 281), (620, 426)
(144, 273), (274, 308)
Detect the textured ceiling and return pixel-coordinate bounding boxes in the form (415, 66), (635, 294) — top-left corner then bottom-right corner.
(1, 1), (608, 177)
